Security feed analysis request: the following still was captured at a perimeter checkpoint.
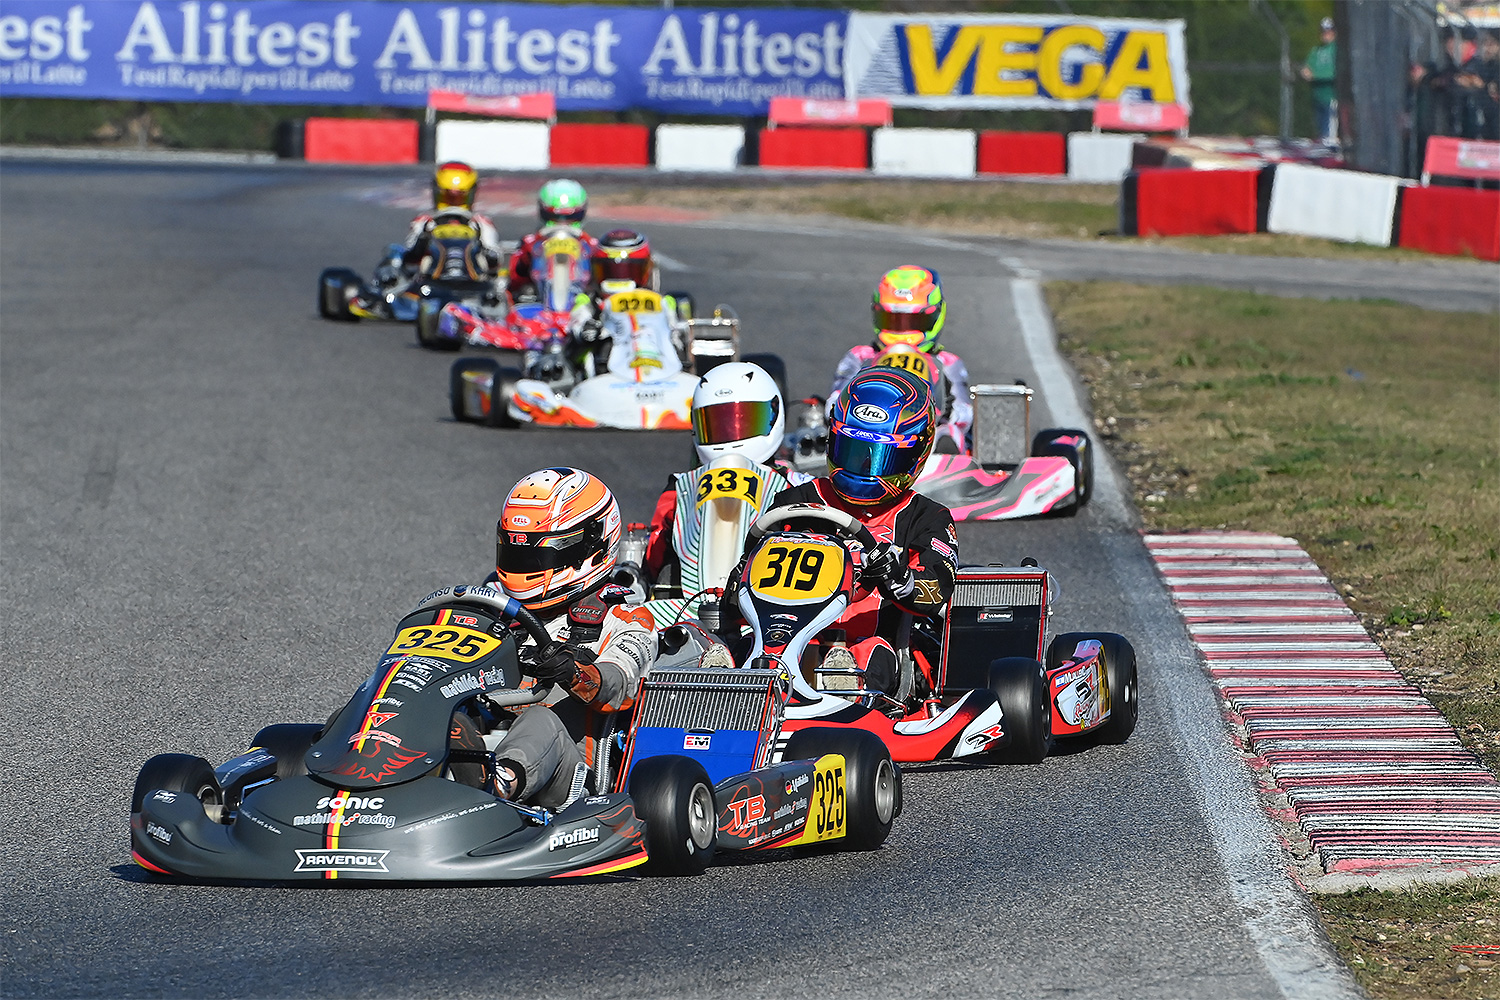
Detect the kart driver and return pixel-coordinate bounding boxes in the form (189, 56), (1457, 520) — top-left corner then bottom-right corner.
(506, 178), (600, 302)
(728, 366), (958, 698)
(828, 266), (973, 454)
(397, 160), (505, 275)
(640, 362), (811, 587)
(476, 467), (657, 809)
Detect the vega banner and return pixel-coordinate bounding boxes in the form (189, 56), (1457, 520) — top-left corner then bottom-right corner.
(845, 12), (1189, 110)
(0, 1), (846, 114)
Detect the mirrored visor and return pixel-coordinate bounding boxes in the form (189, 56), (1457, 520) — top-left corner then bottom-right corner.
(691, 398), (780, 445)
(873, 306), (939, 333)
(829, 430), (924, 479)
(497, 522), (604, 573)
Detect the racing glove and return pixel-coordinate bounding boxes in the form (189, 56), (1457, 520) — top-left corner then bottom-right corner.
(860, 542), (915, 601)
(520, 640), (582, 688)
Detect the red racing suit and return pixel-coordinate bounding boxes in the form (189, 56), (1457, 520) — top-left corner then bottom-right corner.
(506, 228), (600, 300)
(736, 479), (958, 695)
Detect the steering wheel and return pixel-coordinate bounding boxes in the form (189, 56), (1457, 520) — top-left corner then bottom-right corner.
(747, 503), (879, 553)
(407, 586), (555, 707)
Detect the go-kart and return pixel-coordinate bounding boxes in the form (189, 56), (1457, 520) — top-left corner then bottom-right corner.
(130, 584), (899, 883)
(692, 503), (1138, 765)
(427, 224), (592, 354)
(318, 212), (504, 338)
(449, 293), (783, 431)
(786, 345), (1094, 520)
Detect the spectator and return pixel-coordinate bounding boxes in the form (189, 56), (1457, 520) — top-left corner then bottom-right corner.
(1302, 17), (1339, 143)
(1457, 30), (1500, 139)
(1412, 30), (1472, 142)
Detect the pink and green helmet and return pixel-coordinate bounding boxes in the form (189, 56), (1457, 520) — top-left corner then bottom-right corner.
(872, 265), (946, 352)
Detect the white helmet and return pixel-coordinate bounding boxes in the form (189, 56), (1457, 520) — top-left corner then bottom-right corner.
(691, 362), (785, 466)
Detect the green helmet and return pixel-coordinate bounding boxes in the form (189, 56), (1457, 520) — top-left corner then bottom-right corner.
(538, 178), (587, 228)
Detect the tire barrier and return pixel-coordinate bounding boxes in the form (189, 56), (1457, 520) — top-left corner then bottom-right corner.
(434, 120), (550, 171)
(1266, 162), (1403, 247)
(1396, 186), (1500, 262)
(548, 123), (650, 168)
(303, 118), (419, 164)
(976, 131), (1066, 176)
(871, 127), (976, 178)
(1066, 132), (1143, 182)
(758, 126), (868, 170)
(1120, 167), (1262, 237)
(654, 124), (745, 172)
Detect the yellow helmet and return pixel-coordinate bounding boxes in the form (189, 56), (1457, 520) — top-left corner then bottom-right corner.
(433, 161), (478, 211)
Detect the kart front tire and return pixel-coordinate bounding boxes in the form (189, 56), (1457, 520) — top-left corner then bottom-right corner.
(988, 657), (1052, 764)
(1032, 428), (1094, 511)
(415, 298), (456, 350)
(449, 358), (521, 428)
(318, 268), (360, 322)
(131, 753), (222, 815)
(629, 755), (717, 876)
(782, 727), (900, 851)
(250, 723), (322, 780)
(1048, 631), (1138, 745)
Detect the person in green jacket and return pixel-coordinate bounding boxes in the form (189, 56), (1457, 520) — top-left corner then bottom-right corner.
(1302, 17), (1338, 143)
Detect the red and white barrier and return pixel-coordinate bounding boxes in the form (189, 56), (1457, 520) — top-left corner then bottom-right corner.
(1398, 186), (1500, 262)
(1267, 162), (1403, 246)
(1067, 132), (1143, 182)
(1123, 167), (1261, 236)
(303, 118), (419, 164)
(435, 120), (549, 171)
(549, 123), (650, 168)
(759, 127), (867, 170)
(976, 131), (1065, 176)
(871, 127), (975, 178)
(654, 124), (744, 172)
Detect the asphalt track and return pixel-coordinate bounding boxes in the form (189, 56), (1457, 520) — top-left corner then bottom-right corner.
(6, 160), (1483, 999)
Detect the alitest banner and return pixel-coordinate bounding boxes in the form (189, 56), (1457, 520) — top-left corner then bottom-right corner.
(0, 1), (847, 114)
(845, 12), (1189, 110)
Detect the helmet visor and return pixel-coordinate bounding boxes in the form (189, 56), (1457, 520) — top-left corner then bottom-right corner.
(592, 256), (650, 287)
(829, 430), (925, 479)
(874, 306), (940, 333)
(692, 398), (780, 446)
(497, 521), (605, 574)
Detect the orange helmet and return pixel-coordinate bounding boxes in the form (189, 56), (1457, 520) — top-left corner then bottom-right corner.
(433, 161), (479, 211)
(495, 468), (621, 616)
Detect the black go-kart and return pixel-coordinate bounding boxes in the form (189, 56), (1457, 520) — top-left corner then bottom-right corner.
(130, 585), (900, 883)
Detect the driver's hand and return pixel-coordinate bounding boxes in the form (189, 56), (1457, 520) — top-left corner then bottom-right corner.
(519, 640), (580, 687)
(860, 542), (915, 599)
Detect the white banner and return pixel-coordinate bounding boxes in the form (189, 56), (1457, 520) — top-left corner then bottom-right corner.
(846, 12), (1189, 111)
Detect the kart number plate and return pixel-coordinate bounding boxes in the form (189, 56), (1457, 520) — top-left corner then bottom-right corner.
(606, 290), (662, 314)
(805, 755), (846, 843)
(386, 626), (500, 663)
(748, 540), (844, 604)
(542, 235), (581, 260)
(877, 351), (931, 381)
(695, 467), (763, 508)
(431, 223), (478, 240)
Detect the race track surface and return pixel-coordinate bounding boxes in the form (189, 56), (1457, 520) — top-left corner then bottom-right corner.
(0, 162), (1367, 999)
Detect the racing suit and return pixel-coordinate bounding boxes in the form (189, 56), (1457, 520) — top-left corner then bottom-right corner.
(828, 344), (973, 453)
(478, 579), (656, 809)
(731, 479), (958, 696)
(642, 460), (811, 586)
(506, 228), (600, 301)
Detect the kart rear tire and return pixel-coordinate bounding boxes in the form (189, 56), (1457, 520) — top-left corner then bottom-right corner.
(416, 298), (457, 351)
(250, 724), (322, 780)
(742, 353), (788, 404)
(1031, 428), (1094, 511)
(665, 290), (694, 323)
(318, 268), (360, 322)
(131, 753), (222, 815)
(1047, 631), (1138, 745)
(629, 755), (717, 876)
(781, 727), (900, 851)
(988, 657), (1052, 764)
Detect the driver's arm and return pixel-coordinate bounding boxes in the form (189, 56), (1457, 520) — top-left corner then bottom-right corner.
(572, 605), (656, 712)
(888, 505), (958, 619)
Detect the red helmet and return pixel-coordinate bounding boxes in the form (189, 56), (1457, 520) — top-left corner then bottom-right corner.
(592, 229), (654, 291)
(495, 468), (621, 616)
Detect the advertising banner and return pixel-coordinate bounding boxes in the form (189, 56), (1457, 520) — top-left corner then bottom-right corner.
(846, 12), (1189, 111)
(0, 2), (846, 115)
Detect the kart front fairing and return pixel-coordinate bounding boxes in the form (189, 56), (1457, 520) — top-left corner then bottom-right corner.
(913, 453), (1076, 520)
(507, 303), (694, 430)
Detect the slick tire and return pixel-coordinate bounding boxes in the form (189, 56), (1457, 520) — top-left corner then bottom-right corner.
(1031, 428), (1094, 512)
(1048, 631), (1138, 745)
(629, 755), (717, 876)
(988, 657), (1052, 764)
(131, 753), (223, 816)
(742, 353), (789, 405)
(318, 268), (360, 322)
(782, 727), (900, 851)
(415, 298), (457, 350)
(449, 357), (521, 428)
(250, 724), (322, 780)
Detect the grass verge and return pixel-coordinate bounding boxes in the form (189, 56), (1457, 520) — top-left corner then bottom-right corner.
(1047, 280), (1500, 1000)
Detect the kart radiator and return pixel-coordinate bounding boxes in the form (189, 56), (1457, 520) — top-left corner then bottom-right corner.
(622, 667), (788, 785)
(940, 567), (1048, 694)
(970, 384), (1032, 469)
